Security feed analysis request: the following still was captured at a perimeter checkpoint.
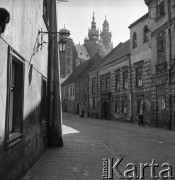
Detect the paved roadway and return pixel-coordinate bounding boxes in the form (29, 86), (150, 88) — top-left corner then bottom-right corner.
(22, 112), (175, 180)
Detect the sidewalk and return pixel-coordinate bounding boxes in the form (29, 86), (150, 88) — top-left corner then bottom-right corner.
(22, 125), (115, 180)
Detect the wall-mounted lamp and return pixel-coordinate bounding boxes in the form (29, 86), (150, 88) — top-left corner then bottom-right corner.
(37, 29), (67, 52)
(0, 8), (10, 35)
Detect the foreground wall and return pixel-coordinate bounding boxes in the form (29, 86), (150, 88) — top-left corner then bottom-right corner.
(0, 0), (48, 179)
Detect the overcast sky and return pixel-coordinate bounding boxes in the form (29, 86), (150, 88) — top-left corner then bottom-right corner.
(57, 0), (148, 47)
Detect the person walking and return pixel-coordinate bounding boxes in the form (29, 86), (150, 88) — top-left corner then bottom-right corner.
(138, 114), (144, 127)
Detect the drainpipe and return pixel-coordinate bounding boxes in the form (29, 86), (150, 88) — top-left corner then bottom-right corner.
(168, 0), (172, 130)
(96, 71), (99, 118)
(87, 72), (89, 117)
(129, 53), (133, 123)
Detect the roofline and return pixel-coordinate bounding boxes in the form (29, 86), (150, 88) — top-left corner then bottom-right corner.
(128, 13), (149, 29)
(96, 53), (130, 70)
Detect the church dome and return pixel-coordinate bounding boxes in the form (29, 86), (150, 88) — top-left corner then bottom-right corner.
(59, 25), (70, 37)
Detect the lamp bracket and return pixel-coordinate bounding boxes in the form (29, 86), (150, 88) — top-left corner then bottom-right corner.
(37, 29), (60, 50)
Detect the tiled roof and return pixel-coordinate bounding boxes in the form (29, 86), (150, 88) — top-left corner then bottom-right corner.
(128, 13), (148, 29)
(96, 40), (130, 69)
(62, 60), (89, 86)
(62, 53), (102, 86)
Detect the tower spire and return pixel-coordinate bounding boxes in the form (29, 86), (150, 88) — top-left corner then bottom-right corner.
(92, 11), (95, 21)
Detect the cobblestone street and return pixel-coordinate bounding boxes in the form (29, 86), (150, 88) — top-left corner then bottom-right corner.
(22, 112), (175, 180)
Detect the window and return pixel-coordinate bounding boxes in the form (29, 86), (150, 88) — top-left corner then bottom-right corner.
(115, 71), (120, 91)
(137, 99), (143, 114)
(157, 31), (166, 64)
(101, 75), (110, 92)
(43, 0), (49, 30)
(157, 86), (165, 111)
(132, 32), (137, 48)
(123, 71), (128, 89)
(121, 100), (127, 114)
(143, 25), (149, 42)
(92, 98), (95, 109)
(136, 67), (142, 87)
(101, 79), (105, 92)
(6, 47), (24, 146)
(156, 0), (165, 19)
(41, 77), (47, 125)
(92, 80), (95, 94)
(115, 100), (120, 113)
(106, 77), (110, 92)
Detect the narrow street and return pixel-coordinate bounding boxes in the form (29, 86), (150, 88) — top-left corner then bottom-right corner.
(23, 112), (175, 180)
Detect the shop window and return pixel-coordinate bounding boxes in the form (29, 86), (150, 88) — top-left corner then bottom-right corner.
(132, 32), (137, 48)
(6, 47), (24, 146)
(157, 31), (166, 64)
(136, 67), (142, 87)
(143, 25), (149, 43)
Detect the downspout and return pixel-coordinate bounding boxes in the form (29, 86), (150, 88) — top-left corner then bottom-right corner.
(96, 71), (99, 118)
(168, 0), (172, 130)
(87, 72), (89, 117)
(129, 53), (133, 123)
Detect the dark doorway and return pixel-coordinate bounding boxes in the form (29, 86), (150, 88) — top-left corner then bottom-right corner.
(102, 100), (108, 119)
(77, 103), (79, 114)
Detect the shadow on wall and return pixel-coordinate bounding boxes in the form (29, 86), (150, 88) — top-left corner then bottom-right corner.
(0, 102), (48, 180)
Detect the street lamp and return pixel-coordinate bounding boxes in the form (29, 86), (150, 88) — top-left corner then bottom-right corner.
(58, 34), (66, 52)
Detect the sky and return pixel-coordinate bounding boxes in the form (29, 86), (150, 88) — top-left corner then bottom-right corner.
(57, 0), (148, 47)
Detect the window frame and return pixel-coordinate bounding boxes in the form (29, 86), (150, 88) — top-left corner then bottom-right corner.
(123, 71), (128, 90)
(43, 0), (50, 30)
(157, 31), (166, 64)
(41, 76), (47, 126)
(143, 25), (149, 43)
(136, 66), (143, 87)
(5, 46), (25, 148)
(156, 0), (165, 19)
(115, 70), (120, 91)
(132, 32), (137, 48)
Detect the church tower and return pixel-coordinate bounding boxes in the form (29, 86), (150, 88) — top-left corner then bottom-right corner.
(88, 12), (99, 42)
(100, 15), (113, 53)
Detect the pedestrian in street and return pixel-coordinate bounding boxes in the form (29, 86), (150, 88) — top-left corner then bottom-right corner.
(138, 113), (144, 127)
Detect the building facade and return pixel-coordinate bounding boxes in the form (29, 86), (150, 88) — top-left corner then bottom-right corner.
(0, 0), (63, 179)
(144, 0), (175, 129)
(89, 40), (131, 122)
(129, 13), (152, 124)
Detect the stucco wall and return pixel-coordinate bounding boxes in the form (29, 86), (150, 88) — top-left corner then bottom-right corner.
(0, 0), (48, 179)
